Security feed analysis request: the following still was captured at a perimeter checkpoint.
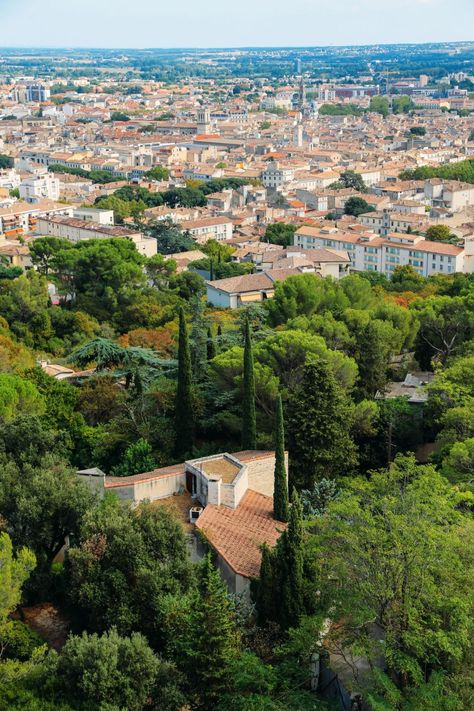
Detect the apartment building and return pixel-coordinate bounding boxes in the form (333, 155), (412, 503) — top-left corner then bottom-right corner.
(294, 225), (467, 277)
(261, 161), (295, 189)
(425, 179), (474, 211)
(185, 217), (233, 244)
(0, 200), (73, 237)
(19, 173), (60, 203)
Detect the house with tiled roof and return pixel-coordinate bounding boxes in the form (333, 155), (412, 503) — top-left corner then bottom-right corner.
(78, 449), (287, 595)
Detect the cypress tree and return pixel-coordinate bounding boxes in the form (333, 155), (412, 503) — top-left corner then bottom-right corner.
(273, 395), (289, 522)
(279, 489), (304, 629)
(206, 327), (216, 361)
(241, 318), (256, 450)
(175, 307), (194, 457)
(190, 297), (207, 381)
(256, 544), (276, 625)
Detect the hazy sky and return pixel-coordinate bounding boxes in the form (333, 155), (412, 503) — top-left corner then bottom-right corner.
(0, 0), (473, 48)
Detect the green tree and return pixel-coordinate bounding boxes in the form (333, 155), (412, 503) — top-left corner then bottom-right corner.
(0, 154), (14, 169)
(0, 533), (36, 638)
(0, 457), (92, 595)
(256, 490), (306, 630)
(344, 196), (375, 217)
(111, 438), (155, 477)
(110, 111), (130, 121)
(309, 455), (474, 695)
(441, 438), (474, 484)
(0, 374), (45, 422)
(175, 307), (194, 457)
(66, 497), (193, 646)
(392, 95), (414, 114)
(369, 95), (390, 117)
(50, 628), (162, 711)
(242, 319), (257, 450)
(336, 170), (367, 192)
(145, 165), (170, 181)
(409, 125), (426, 136)
(146, 253), (177, 287)
(207, 327), (217, 361)
(264, 222), (297, 247)
(412, 295), (474, 368)
(425, 224), (457, 243)
(286, 360), (358, 489)
(187, 554), (240, 709)
(273, 395), (288, 522)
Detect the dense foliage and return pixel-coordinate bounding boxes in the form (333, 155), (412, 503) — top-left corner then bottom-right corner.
(0, 231), (474, 708)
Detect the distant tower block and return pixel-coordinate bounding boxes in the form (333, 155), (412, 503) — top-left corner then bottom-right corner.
(196, 108), (211, 134)
(295, 58), (302, 75)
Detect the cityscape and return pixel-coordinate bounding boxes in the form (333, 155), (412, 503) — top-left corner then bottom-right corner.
(0, 6), (474, 711)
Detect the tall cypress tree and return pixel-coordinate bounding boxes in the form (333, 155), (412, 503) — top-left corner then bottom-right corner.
(241, 318), (256, 450)
(279, 489), (304, 629)
(206, 327), (216, 361)
(273, 395), (289, 522)
(175, 307), (194, 458)
(256, 489), (305, 630)
(256, 544), (276, 625)
(190, 297), (207, 381)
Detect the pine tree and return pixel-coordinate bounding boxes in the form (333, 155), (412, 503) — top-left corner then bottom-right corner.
(206, 327), (216, 361)
(273, 395), (289, 522)
(189, 554), (240, 709)
(241, 318), (256, 450)
(175, 307), (194, 458)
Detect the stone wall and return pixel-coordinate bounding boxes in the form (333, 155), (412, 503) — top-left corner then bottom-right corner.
(246, 453), (288, 498)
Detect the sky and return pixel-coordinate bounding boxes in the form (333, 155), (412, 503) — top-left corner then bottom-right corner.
(0, 0), (473, 48)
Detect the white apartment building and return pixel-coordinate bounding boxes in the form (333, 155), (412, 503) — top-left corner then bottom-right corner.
(424, 180), (474, 212)
(0, 201), (73, 237)
(73, 207), (114, 225)
(261, 161), (295, 189)
(185, 217), (233, 244)
(19, 173), (60, 203)
(294, 226), (467, 277)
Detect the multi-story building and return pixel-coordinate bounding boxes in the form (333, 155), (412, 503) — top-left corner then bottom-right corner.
(261, 161), (295, 189)
(26, 83), (51, 103)
(359, 209), (430, 236)
(185, 217), (233, 244)
(0, 201), (73, 237)
(294, 225), (467, 277)
(19, 173), (60, 203)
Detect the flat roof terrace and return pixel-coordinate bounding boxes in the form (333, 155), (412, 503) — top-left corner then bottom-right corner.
(198, 456), (241, 484)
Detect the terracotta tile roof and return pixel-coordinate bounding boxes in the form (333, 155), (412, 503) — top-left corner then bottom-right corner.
(196, 490), (286, 579)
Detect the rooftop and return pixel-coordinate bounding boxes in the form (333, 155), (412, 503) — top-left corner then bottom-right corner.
(196, 489), (286, 579)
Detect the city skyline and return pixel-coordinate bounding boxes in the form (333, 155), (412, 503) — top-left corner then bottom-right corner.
(0, 0), (473, 48)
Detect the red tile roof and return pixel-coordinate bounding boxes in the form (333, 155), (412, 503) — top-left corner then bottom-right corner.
(196, 490), (286, 579)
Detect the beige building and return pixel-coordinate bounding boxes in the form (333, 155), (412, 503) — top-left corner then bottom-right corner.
(185, 216), (233, 244)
